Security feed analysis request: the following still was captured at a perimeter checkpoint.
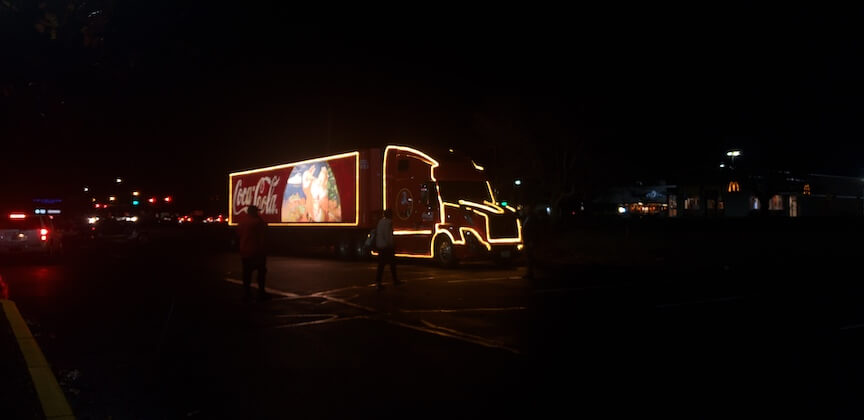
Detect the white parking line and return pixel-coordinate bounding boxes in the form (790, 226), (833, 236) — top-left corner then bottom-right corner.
(401, 306), (526, 313)
(225, 278), (303, 299)
(224, 277), (521, 354)
(418, 320), (520, 355)
(446, 276), (521, 284)
(273, 316), (369, 329)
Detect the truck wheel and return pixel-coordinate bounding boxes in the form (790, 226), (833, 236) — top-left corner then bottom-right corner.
(434, 236), (458, 268)
(337, 238), (352, 259)
(353, 238), (367, 260)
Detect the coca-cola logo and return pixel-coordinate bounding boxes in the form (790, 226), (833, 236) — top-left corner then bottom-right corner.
(233, 176), (281, 216)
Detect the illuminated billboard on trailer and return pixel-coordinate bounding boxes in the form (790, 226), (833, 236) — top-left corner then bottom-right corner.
(229, 152), (359, 226)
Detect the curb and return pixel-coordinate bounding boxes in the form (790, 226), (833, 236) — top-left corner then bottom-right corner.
(0, 299), (75, 420)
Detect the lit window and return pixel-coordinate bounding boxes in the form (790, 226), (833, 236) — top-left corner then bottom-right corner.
(684, 196), (700, 210)
(769, 195), (784, 211)
(750, 196), (761, 210)
(803, 184), (811, 196)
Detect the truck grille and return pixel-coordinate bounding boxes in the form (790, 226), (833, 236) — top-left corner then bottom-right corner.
(487, 214), (518, 239)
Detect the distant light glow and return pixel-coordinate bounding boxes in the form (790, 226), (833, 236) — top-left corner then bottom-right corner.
(719, 163), (726, 168)
(546, 207), (551, 215)
(109, 196), (116, 201)
(132, 200), (140, 206)
(40, 229), (48, 235)
(164, 196), (172, 202)
(148, 197), (156, 203)
(9, 213), (26, 219)
(726, 150), (742, 157)
(514, 179), (522, 186)
(115, 178), (123, 183)
(87, 217), (100, 224)
(47, 209), (61, 214)
(83, 187), (89, 192)
(40, 235), (47, 241)
(471, 161), (485, 171)
(132, 191), (140, 196)
(618, 206), (627, 214)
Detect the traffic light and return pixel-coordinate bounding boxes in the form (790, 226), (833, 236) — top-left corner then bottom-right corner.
(132, 200), (140, 206)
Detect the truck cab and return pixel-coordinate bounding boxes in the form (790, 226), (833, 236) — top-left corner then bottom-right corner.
(383, 146), (522, 266)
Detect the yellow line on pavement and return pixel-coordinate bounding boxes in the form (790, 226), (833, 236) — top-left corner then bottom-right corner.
(1, 299), (75, 420)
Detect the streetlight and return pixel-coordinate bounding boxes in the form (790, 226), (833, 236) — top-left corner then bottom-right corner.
(514, 179), (522, 186)
(83, 186), (89, 192)
(725, 149), (742, 169)
(115, 177), (123, 184)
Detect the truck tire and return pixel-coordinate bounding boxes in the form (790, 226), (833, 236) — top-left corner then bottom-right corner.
(337, 237), (353, 259)
(434, 236), (458, 268)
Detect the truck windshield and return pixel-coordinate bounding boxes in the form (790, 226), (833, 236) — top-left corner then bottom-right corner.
(437, 181), (492, 203)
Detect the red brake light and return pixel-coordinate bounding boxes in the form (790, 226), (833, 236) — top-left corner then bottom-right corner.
(40, 229), (48, 235)
(9, 213), (26, 219)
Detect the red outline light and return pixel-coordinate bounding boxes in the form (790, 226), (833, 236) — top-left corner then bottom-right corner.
(9, 213), (26, 219)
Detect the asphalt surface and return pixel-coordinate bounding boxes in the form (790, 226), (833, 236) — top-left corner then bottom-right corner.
(1, 225), (864, 418)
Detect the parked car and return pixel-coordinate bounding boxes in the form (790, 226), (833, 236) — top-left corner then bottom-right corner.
(0, 212), (63, 257)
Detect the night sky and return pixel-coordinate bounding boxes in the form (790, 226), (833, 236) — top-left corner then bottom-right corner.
(2, 4), (863, 209)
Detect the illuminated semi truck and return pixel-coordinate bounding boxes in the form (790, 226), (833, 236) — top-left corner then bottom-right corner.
(229, 146), (522, 266)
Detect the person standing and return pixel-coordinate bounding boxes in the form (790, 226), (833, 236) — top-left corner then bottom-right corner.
(238, 205), (270, 302)
(375, 209), (401, 290)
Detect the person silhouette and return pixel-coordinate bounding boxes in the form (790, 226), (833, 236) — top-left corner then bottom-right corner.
(375, 209), (402, 290)
(238, 205), (270, 302)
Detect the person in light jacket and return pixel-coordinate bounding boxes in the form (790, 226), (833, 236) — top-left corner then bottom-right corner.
(375, 209), (402, 290)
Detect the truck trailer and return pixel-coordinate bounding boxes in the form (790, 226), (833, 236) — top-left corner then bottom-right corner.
(229, 146), (522, 266)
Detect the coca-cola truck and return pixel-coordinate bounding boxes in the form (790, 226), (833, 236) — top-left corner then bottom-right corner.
(229, 146), (523, 266)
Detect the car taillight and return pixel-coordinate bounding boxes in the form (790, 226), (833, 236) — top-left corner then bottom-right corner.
(40, 228), (48, 241)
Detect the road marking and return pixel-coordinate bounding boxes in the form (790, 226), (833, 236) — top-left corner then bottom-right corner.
(401, 306), (526, 313)
(416, 319), (520, 355)
(446, 276), (521, 284)
(224, 277), (520, 355)
(273, 315), (369, 329)
(655, 296), (747, 309)
(1, 299), (76, 420)
(383, 319), (520, 355)
(225, 278), (303, 299)
(225, 278), (377, 312)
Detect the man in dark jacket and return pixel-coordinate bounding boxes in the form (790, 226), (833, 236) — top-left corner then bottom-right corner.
(238, 205), (270, 301)
(375, 209), (402, 290)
